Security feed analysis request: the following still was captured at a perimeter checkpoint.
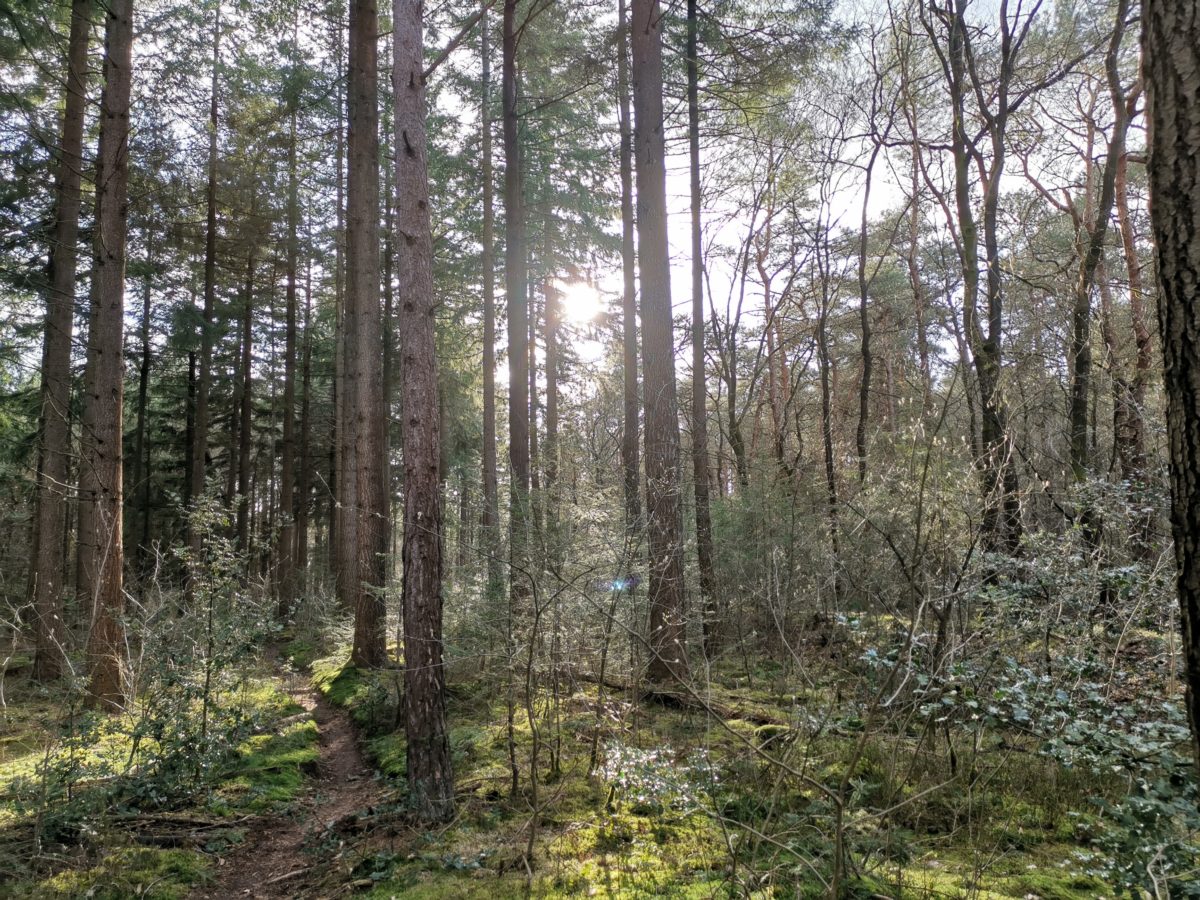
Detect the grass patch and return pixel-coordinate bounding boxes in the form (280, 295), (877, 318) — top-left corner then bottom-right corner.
(17, 847), (210, 899)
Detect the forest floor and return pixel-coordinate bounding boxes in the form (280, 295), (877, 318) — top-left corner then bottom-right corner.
(0, 631), (1152, 899)
(187, 668), (384, 899)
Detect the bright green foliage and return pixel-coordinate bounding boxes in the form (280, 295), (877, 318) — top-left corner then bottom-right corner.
(27, 848), (210, 899)
(212, 717), (320, 811)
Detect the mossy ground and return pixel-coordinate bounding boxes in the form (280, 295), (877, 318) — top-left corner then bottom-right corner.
(0, 642), (1139, 898)
(0, 658), (318, 898)
(304, 646), (1112, 899)
(15, 847), (211, 899)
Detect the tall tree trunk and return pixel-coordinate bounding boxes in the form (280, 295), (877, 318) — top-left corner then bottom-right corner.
(544, 266), (560, 565)
(631, 0), (687, 684)
(906, 147), (933, 414)
(297, 253), (313, 583)
(855, 144), (882, 484)
(190, 0), (221, 580)
(382, 41), (396, 563)
(225, 341), (239, 508)
(940, 0), (1021, 556)
(394, 0), (454, 822)
(331, 8), (348, 590)
(528, 279), (541, 531)
(1114, 115), (1153, 554)
(1143, 0), (1200, 772)
(30, 0), (90, 681)
(236, 242), (255, 554)
(346, 0), (387, 668)
(503, 0), (530, 604)
(456, 471), (471, 574)
(480, 1), (503, 602)
(686, 0), (716, 648)
(277, 98), (300, 615)
(132, 236), (153, 580)
(1069, 0), (1130, 500)
(618, 0), (640, 535)
(80, 0), (134, 711)
(817, 264), (842, 598)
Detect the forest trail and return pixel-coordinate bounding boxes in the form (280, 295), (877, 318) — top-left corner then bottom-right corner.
(190, 671), (383, 899)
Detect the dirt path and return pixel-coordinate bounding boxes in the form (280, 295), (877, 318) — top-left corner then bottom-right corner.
(191, 673), (384, 899)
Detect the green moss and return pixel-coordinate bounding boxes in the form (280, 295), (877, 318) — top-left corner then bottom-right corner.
(368, 732), (407, 779)
(283, 637), (319, 669)
(998, 867), (1107, 900)
(214, 718), (319, 810)
(27, 848), (209, 899)
(362, 870), (530, 899)
(753, 723), (792, 747)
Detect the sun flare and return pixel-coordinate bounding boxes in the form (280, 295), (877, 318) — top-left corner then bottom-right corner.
(557, 280), (604, 325)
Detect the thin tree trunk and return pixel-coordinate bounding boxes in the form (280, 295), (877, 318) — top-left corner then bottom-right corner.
(906, 147), (933, 414)
(856, 144), (881, 484)
(940, 1), (1021, 556)
(236, 241), (255, 555)
(618, 0), (640, 535)
(346, 0), (387, 668)
(80, 0), (134, 711)
(502, 0), (528, 798)
(225, 342), (239, 509)
(132, 236), (153, 579)
(632, 0), (687, 684)
(544, 267), (559, 565)
(457, 471), (471, 574)
(394, 0), (454, 821)
(190, 0), (221, 579)
(297, 253), (313, 582)
(480, 1), (503, 602)
(817, 270), (842, 597)
(1069, 0), (1130, 497)
(277, 96), (300, 615)
(30, 0), (90, 681)
(504, 0), (530, 603)
(184, 348), (196, 510)
(382, 39), (396, 568)
(1114, 117), (1153, 554)
(331, 8), (348, 590)
(686, 0), (716, 648)
(529, 278), (541, 534)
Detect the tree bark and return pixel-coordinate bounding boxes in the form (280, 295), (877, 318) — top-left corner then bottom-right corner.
(933, 0), (1022, 556)
(1114, 115), (1154, 555)
(331, 9), (348, 593)
(618, 0), (641, 535)
(277, 97), (300, 615)
(236, 239), (255, 555)
(346, 0), (388, 668)
(297, 253), (314, 583)
(503, 0), (530, 605)
(1143, 0), (1200, 771)
(480, 1), (503, 602)
(856, 144), (882, 484)
(544, 268), (560, 563)
(189, 0), (221, 584)
(1069, 0), (1130, 494)
(631, 0), (687, 684)
(30, 0), (90, 681)
(80, 0), (134, 711)
(394, 0), (454, 822)
(132, 236), (153, 581)
(686, 0), (716, 649)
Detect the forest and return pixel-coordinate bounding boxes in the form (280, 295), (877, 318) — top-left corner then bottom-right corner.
(3, 0), (1200, 896)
